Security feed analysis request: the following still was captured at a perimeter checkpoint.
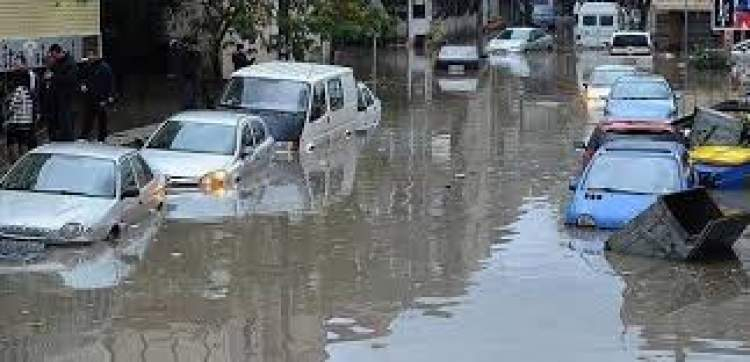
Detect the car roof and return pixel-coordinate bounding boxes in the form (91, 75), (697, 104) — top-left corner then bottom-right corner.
(168, 110), (258, 126)
(506, 27), (538, 32)
(579, 2), (618, 10)
(593, 64), (637, 72)
(613, 74), (667, 84)
(30, 142), (135, 161)
(612, 31), (649, 37)
(599, 120), (676, 132)
(232, 61), (353, 83)
(600, 140), (684, 154)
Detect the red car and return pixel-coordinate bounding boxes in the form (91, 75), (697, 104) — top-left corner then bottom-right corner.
(575, 120), (686, 170)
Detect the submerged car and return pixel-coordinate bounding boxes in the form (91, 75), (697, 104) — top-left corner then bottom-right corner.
(566, 140), (695, 229)
(582, 64), (637, 108)
(140, 110), (274, 193)
(576, 120), (686, 169)
(436, 45), (480, 72)
(0, 143), (165, 247)
(604, 74), (679, 121)
(486, 27), (553, 54)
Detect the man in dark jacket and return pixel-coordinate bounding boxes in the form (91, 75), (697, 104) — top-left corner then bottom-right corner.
(3, 55), (38, 160)
(48, 43), (77, 141)
(80, 51), (114, 141)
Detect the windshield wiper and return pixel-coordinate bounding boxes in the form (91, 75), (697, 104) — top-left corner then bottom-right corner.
(586, 187), (653, 195)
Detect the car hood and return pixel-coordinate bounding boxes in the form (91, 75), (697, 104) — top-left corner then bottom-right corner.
(140, 149), (235, 178)
(606, 99), (675, 120)
(489, 39), (526, 51)
(0, 190), (115, 229)
(568, 191), (658, 229)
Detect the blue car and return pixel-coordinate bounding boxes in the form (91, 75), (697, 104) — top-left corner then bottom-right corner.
(604, 74), (679, 121)
(566, 140), (695, 229)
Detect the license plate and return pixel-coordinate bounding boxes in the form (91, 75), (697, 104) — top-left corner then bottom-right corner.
(0, 240), (45, 254)
(448, 64), (465, 74)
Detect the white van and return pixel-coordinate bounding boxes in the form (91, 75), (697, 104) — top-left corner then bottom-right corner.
(576, 2), (620, 48)
(220, 62), (379, 151)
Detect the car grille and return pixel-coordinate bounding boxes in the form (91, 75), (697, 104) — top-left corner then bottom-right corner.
(167, 176), (200, 189)
(0, 225), (51, 241)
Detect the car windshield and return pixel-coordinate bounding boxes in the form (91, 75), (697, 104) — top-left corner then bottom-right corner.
(1, 153), (116, 198)
(498, 29), (532, 40)
(612, 35), (649, 47)
(147, 120), (237, 155)
(220, 77), (310, 113)
(610, 81), (671, 99)
(585, 154), (680, 194)
(589, 70), (635, 86)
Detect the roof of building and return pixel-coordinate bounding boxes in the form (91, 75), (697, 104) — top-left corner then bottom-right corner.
(168, 110), (257, 126)
(232, 62), (353, 83)
(30, 142), (136, 160)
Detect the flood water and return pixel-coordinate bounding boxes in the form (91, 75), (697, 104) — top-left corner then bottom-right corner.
(1, 50), (750, 361)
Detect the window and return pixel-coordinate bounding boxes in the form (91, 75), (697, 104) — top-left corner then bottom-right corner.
(413, 0), (426, 19)
(1, 153), (116, 198)
(328, 78), (344, 111)
(357, 87), (367, 111)
(600, 15), (614, 26)
(582, 15), (597, 26)
(364, 88), (375, 107)
(310, 82), (327, 122)
(120, 157), (138, 193)
(146, 121), (237, 155)
(131, 155), (154, 187)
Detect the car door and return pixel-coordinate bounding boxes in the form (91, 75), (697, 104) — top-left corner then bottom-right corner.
(300, 81), (331, 150)
(326, 76), (347, 139)
(131, 154), (161, 211)
(118, 156), (145, 226)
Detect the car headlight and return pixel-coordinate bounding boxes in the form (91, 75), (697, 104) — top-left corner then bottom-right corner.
(576, 214), (597, 227)
(199, 170), (228, 193)
(58, 222), (86, 240)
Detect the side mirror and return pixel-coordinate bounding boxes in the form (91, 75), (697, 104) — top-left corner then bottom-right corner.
(240, 145), (254, 158)
(568, 177), (579, 191)
(122, 187), (140, 199)
(574, 141), (586, 150)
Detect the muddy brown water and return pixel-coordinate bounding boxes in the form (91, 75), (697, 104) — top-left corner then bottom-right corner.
(0, 50), (749, 361)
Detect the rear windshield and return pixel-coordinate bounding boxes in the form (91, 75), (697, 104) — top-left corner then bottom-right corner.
(589, 70), (636, 86)
(585, 155), (680, 194)
(612, 35), (649, 47)
(610, 81), (671, 99)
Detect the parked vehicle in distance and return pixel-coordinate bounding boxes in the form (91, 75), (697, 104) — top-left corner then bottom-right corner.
(582, 64), (637, 108)
(140, 111), (274, 194)
(609, 31), (652, 56)
(436, 45), (480, 71)
(576, 2), (621, 48)
(485, 27), (553, 54)
(576, 120), (686, 169)
(356, 82), (381, 130)
(566, 140), (695, 229)
(604, 74), (679, 121)
(220, 62), (362, 150)
(0, 143), (165, 248)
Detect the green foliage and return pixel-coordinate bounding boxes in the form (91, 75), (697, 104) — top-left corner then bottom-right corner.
(308, 0), (394, 43)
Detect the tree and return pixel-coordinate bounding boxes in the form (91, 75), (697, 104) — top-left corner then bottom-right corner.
(164, 0), (271, 78)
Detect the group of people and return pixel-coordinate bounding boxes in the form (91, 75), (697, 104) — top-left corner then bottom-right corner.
(1, 44), (114, 161)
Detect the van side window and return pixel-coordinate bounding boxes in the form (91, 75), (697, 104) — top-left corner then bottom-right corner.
(357, 87), (367, 110)
(310, 82), (327, 122)
(582, 15), (596, 26)
(600, 15), (614, 26)
(328, 78), (344, 111)
(364, 88), (375, 107)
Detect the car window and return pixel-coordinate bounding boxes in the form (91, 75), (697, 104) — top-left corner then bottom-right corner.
(600, 15), (614, 26)
(147, 120), (237, 155)
(131, 155), (154, 187)
(310, 82), (327, 121)
(328, 78), (344, 111)
(220, 77), (309, 113)
(241, 124), (254, 147)
(357, 86), (367, 110)
(612, 34), (649, 47)
(120, 157), (138, 193)
(610, 80), (671, 99)
(585, 154), (680, 194)
(365, 88), (375, 107)
(582, 15), (597, 26)
(1, 153), (116, 198)
(251, 119), (266, 145)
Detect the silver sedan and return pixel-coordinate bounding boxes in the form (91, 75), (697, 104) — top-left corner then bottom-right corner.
(0, 143), (165, 247)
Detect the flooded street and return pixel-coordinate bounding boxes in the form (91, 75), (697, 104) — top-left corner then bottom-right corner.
(2, 50), (750, 361)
